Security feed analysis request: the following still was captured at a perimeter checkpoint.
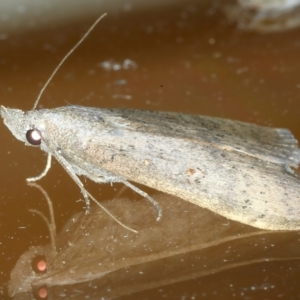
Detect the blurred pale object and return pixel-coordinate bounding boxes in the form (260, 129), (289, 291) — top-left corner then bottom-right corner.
(0, 0), (189, 34)
(238, 0), (300, 10)
(224, 0), (300, 32)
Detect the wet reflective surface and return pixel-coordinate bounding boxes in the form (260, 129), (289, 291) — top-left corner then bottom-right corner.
(8, 190), (300, 299)
(1, 0), (300, 299)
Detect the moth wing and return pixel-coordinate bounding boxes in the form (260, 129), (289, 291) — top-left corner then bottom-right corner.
(107, 109), (300, 170)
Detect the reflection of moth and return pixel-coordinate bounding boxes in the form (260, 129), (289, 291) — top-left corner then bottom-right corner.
(9, 193), (300, 299)
(224, 0), (300, 32)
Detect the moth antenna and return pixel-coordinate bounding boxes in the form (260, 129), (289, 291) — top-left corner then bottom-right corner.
(32, 13), (107, 111)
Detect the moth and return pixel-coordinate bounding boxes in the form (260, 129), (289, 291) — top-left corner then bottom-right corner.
(2, 14), (300, 231)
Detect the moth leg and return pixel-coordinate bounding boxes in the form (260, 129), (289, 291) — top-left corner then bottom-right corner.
(51, 150), (91, 213)
(27, 153), (52, 182)
(49, 150), (137, 233)
(122, 180), (162, 221)
(81, 171), (162, 221)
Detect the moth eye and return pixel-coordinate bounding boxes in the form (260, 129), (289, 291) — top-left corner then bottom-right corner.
(26, 129), (42, 146)
(31, 255), (47, 274)
(33, 285), (48, 300)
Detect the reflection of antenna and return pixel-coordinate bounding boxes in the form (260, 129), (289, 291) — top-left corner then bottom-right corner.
(28, 183), (57, 253)
(32, 13), (107, 111)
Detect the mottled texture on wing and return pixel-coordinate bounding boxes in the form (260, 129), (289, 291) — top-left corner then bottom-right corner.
(52, 106), (300, 169)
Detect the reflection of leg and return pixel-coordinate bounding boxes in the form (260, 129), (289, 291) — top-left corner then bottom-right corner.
(84, 189), (138, 234)
(122, 180), (162, 221)
(27, 154), (52, 182)
(113, 185), (128, 199)
(27, 183), (57, 254)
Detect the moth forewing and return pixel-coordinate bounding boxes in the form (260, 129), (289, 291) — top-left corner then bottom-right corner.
(2, 104), (300, 230)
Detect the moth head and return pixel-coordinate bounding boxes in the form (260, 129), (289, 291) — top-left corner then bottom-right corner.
(1, 106), (42, 146)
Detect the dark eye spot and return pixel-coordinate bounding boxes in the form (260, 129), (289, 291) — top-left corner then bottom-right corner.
(26, 129), (41, 146)
(31, 255), (47, 274)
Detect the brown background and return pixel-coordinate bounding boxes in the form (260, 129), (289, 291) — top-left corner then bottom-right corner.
(1, 0), (300, 298)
